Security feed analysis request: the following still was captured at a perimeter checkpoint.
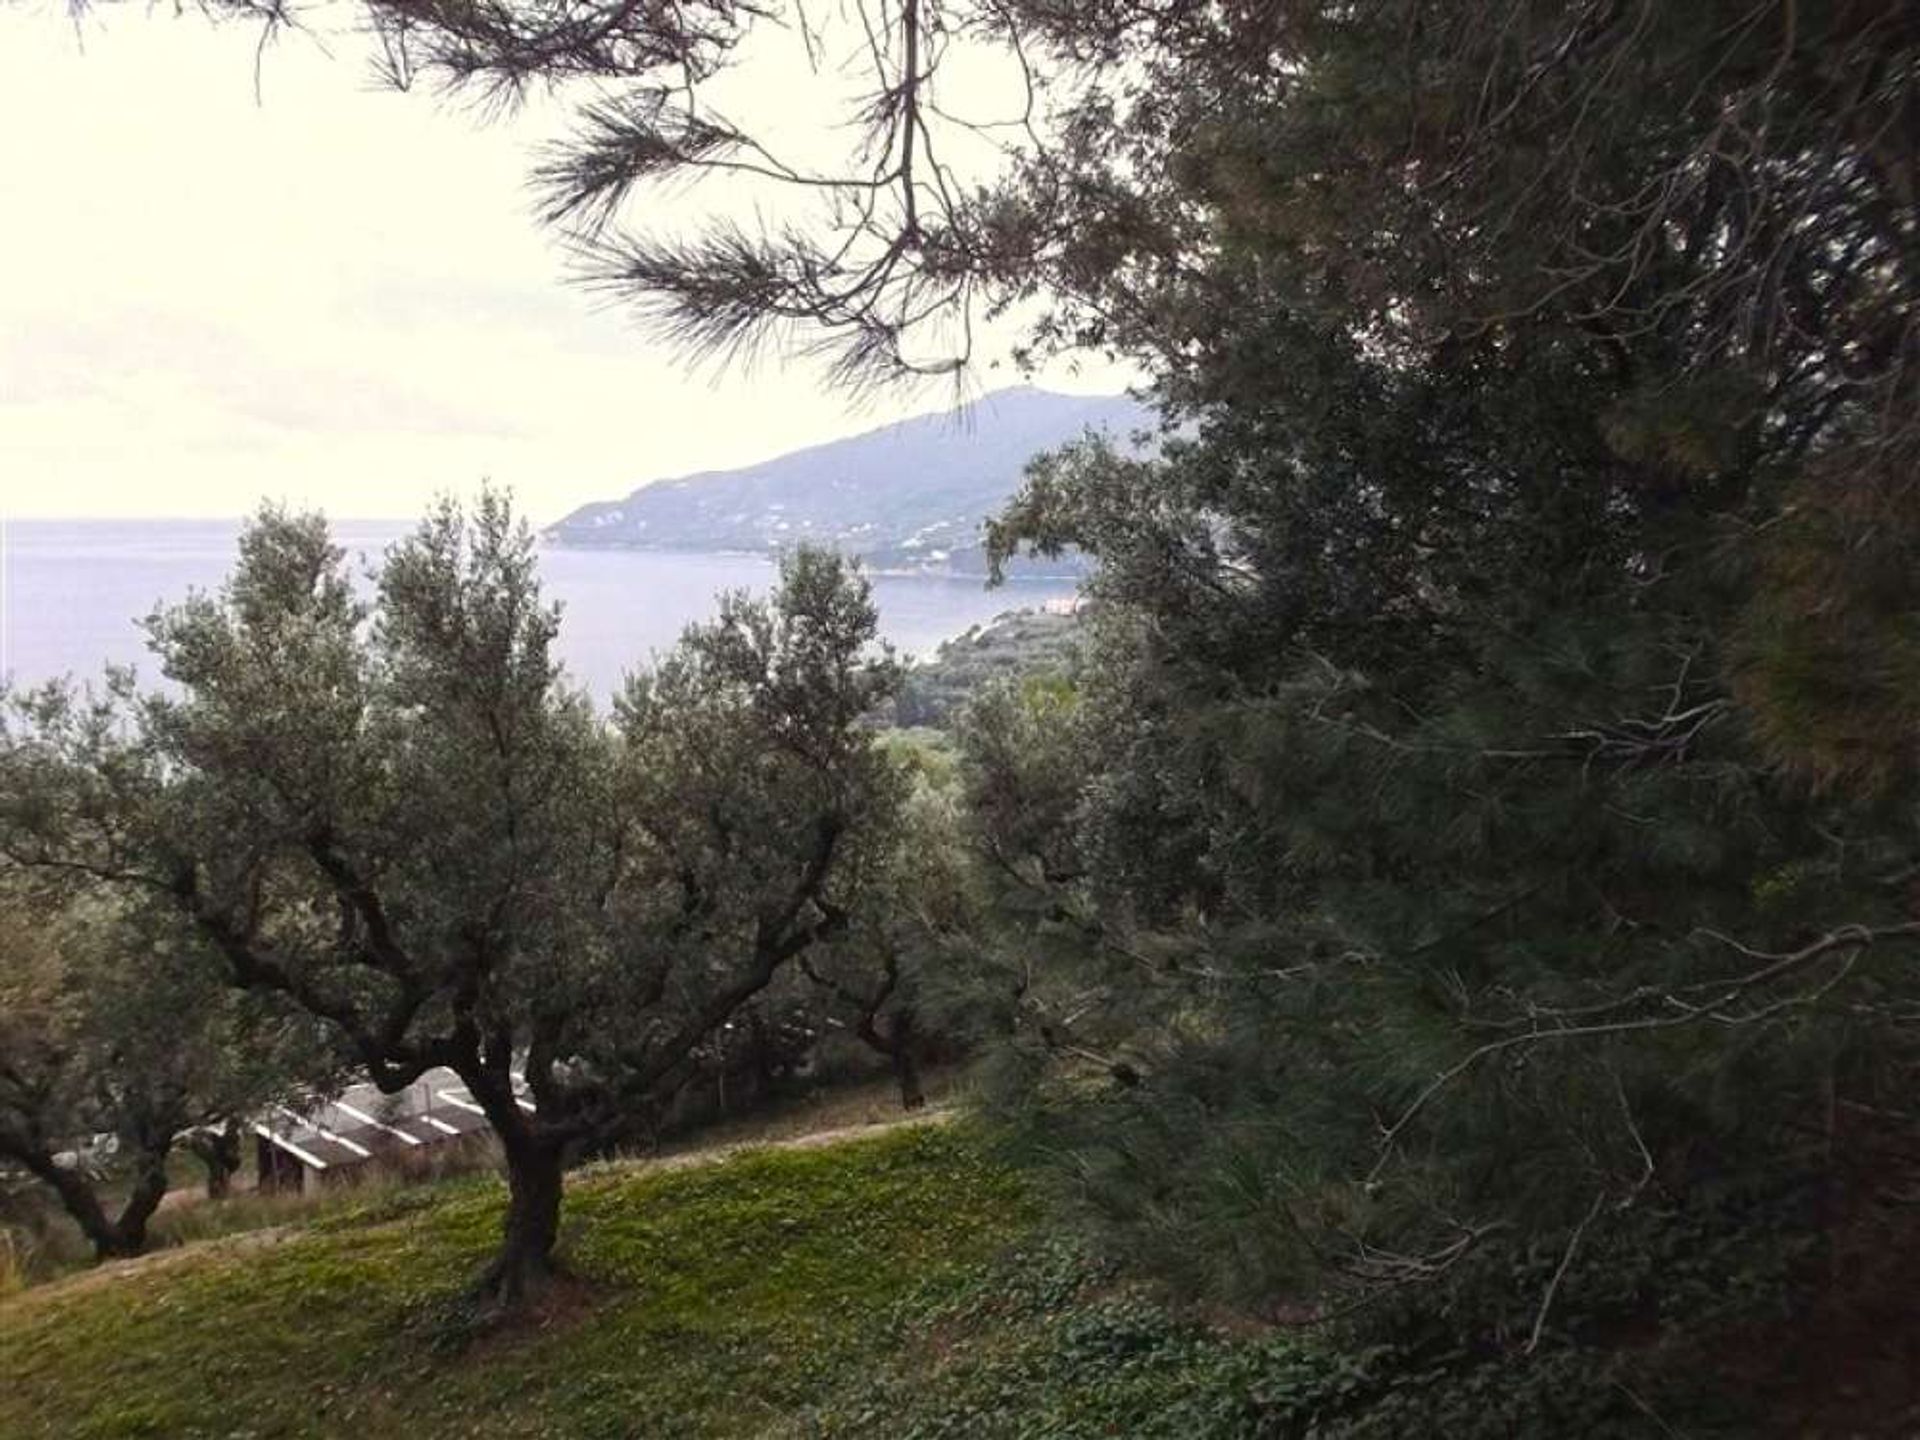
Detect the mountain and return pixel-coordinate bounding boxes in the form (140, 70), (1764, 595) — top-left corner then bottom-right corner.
(543, 386), (1152, 575)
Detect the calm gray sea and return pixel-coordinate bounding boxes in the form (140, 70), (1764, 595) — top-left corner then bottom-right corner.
(0, 520), (1076, 701)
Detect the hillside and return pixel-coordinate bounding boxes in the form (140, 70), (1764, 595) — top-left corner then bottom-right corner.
(0, 1119), (1886, 1438)
(893, 606), (1082, 728)
(0, 1124), (1018, 1440)
(544, 387), (1151, 575)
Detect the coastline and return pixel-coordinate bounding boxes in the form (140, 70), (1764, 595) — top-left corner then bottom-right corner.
(3, 520), (1082, 698)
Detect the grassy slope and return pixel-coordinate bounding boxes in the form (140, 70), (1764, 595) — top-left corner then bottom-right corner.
(0, 1124), (1034, 1440)
(7, 1116), (1852, 1439)
(3, 1075), (961, 1292)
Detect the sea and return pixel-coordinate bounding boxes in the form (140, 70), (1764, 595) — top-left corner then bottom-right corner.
(0, 520), (1079, 703)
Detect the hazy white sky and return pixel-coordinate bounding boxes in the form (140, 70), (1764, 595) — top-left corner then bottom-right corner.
(0, 3), (1132, 524)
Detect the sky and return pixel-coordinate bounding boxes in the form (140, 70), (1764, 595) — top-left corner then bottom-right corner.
(0, 2), (1135, 525)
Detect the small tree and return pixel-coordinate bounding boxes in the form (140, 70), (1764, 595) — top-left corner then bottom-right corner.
(0, 879), (324, 1259)
(799, 739), (977, 1110)
(0, 499), (900, 1305)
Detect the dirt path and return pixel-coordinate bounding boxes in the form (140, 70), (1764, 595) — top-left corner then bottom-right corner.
(612, 1106), (952, 1178)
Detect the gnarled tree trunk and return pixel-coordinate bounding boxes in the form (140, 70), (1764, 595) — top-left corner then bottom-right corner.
(4, 1134), (174, 1261)
(463, 1064), (566, 1308)
(483, 1136), (564, 1306)
(104, 1149), (172, 1257)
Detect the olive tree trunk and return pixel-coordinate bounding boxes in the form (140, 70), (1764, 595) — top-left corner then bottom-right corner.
(483, 1138), (564, 1305)
(891, 1037), (927, 1112)
(856, 1007), (928, 1112)
(187, 1123), (242, 1200)
(463, 1066), (566, 1307)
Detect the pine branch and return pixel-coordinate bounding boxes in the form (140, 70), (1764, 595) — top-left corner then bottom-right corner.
(1368, 921), (1920, 1182)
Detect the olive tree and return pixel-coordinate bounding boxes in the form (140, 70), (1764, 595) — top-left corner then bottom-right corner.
(0, 876), (327, 1259)
(0, 497), (900, 1305)
(797, 737), (979, 1111)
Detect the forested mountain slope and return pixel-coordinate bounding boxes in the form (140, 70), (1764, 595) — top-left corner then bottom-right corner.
(545, 387), (1149, 574)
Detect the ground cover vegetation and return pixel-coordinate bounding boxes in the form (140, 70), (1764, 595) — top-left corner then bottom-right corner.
(0, 1122), (1868, 1438)
(0, 1125), (1030, 1440)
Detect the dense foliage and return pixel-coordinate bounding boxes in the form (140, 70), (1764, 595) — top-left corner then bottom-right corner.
(931, 0), (1920, 1396)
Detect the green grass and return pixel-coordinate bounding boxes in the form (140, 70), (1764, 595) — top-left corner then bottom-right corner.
(0, 1146), (497, 1292)
(0, 1121), (1377, 1440)
(0, 1124), (1035, 1440)
(0, 1071), (950, 1294)
(0, 1119), (1791, 1439)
